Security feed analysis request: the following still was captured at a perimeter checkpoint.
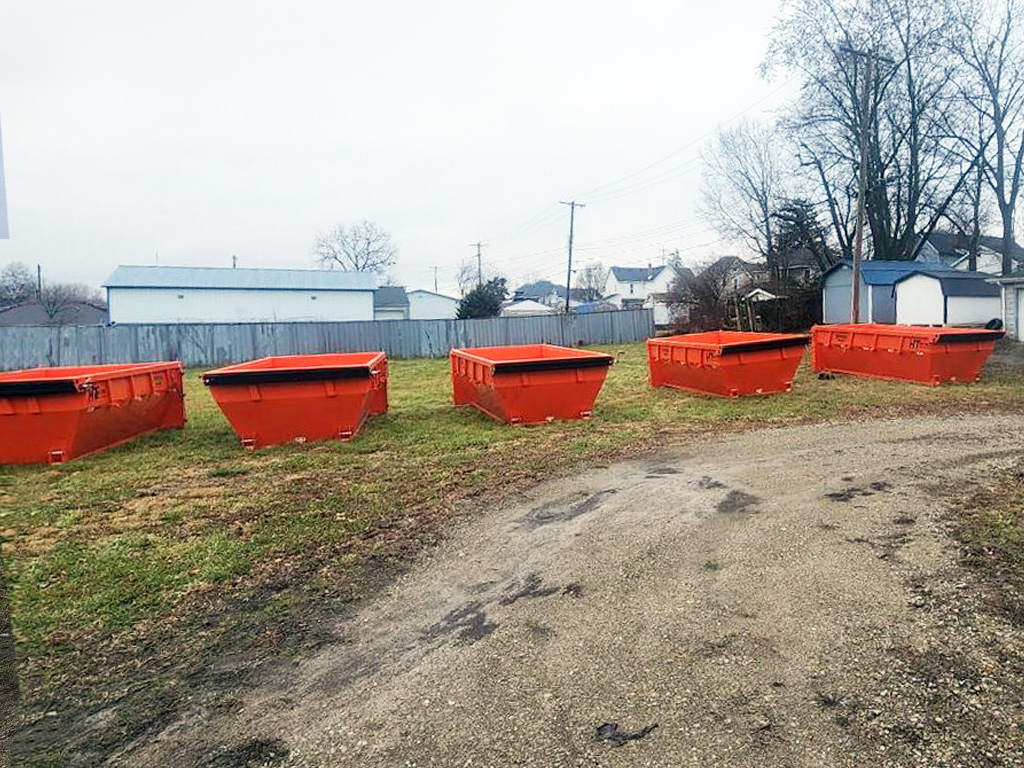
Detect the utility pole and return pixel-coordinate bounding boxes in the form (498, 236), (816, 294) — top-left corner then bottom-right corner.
(560, 201), (585, 313)
(840, 46), (890, 323)
(36, 265), (41, 298)
(431, 266), (439, 293)
(470, 242), (484, 286)
(232, 254), (237, 269)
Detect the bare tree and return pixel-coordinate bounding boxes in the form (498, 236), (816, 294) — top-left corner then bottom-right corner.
(665, 259), (738, 330)
(38, 281), (103, 324)
(766, 0), (973, 260)
(949, 0), (1024, 274)
(0, 262), (34, 306)
(313, 219), (397, 272)
(700, 120), (787, 278)
(574, 262), (607, 301)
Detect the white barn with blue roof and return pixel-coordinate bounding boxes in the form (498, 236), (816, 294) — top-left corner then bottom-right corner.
(821, 260), (956, 324)
(894, 270), (1001, 327)
(104, 266), (377, 324)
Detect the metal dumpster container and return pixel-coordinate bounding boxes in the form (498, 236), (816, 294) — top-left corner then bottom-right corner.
(647, 331), (810, 397)
(811, 323), (1005, 385)
(450, 344), (613, 425)
(0, 362), (186, 465)
(202, 352), (388, 448)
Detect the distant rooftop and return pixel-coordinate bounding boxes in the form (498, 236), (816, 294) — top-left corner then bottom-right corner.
(373, 286), (409, 309)
(103, 265), (377, 291)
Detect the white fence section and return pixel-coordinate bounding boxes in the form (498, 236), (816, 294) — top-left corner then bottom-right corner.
(0, 310), (655, 370)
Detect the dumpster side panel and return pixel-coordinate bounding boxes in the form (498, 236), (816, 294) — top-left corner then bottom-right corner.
(203, 352), (388, 448)
(647, 333), (806, 397)
(450, 345), (612, 424)
(811, 324), (1001, 384)
(0, 362), (185, 465)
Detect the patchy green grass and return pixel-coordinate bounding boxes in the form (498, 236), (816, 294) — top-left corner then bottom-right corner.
(3, 342), (1024, 720)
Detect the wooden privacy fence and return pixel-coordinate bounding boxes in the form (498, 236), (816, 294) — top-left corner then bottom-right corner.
(0, 310), (655, 370)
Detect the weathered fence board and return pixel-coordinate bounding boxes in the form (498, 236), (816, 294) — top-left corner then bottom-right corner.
(0, 310), (654, 370)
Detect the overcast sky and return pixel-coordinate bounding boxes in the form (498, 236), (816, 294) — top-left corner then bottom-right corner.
(0, 1), (794, 296)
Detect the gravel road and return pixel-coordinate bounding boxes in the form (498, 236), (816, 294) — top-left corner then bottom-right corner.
(120, 413), (1024, 768)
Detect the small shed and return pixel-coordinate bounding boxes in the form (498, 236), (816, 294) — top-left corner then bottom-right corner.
(821, 260), (955, 324)
(894, 270), (1001, 326)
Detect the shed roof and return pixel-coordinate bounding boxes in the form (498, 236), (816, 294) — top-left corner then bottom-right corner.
(373, 286), (410, 309)
(895, 269), (1001, 298)
(822, 260), (955, 286)
(103, 265), (376, 291)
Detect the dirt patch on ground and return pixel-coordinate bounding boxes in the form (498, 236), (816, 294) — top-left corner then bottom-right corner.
(29, 413), (1017, 768)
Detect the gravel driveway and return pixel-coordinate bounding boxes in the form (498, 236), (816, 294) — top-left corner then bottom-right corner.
(121, 413), (1024, 768)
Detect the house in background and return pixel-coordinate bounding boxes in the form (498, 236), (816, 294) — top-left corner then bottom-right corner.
(0, 300), (107, 327)
(104, 266), (376, 324)
(604, 265), (678, 310)
(512, 280), (567, 308)
(894, 269), (1001, 327)
(407, 289), (458, 320)
(915, 232), (1023, 274)
(821, 260), (956, 324)
(373, 286), (410, 320)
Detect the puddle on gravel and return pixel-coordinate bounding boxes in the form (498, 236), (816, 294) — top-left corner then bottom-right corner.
(424, 602), (498, 645)
(527, 489), (617, 527)
(717, 490), (760, 514)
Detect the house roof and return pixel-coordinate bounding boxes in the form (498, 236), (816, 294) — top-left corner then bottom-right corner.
(0, 300), (107, 326)
(894, 269), (1001, 298)
(920, 231), (1024, 260)
(610, 265), (668, 282)
(373, 286), (409, 309)
(103, 265), (377, 291)
(822, 260), (955, 286)
(513, 280), (566, 300)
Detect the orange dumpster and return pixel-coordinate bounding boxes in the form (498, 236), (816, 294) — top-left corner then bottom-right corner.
(0, 362), (186, 465)
(202, 352), (388, 449)
(450, 344), (613, 425)
(647, 331), (809, 397)
(811, 323), (1004, 385)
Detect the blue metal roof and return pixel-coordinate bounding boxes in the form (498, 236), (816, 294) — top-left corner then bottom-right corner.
(894, 269), (1001, 297)
(823, 260), (955, 286)
(103, 265), (376, 291)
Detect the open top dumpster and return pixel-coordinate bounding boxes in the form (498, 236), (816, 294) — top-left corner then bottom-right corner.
(0, 361), (186, 465)
(811, 323), (1005, 385)
(202, 352), (388, 448)
(450, 344), (613, 425)
(647, 331), (810, 397)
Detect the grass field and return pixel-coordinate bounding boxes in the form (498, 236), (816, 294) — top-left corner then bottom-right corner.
(4, 341), (1024, 754)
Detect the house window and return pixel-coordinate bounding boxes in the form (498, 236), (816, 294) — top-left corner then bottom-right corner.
(177, 294), (184, 299)
(310, 295), (317, 300)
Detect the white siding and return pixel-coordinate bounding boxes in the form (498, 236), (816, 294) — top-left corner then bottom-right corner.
(374, 308), (407, 321)
(895, 274), (944, 325)
(408, 291), (458, 320)
(947, 296), (1001, 326)
(108, 287), (374, 324)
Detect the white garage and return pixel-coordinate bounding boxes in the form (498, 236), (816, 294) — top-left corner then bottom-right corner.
(894, 270), (1001, 327)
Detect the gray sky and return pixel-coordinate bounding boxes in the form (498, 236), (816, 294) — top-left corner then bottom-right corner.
(0, 1), (793, 296)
